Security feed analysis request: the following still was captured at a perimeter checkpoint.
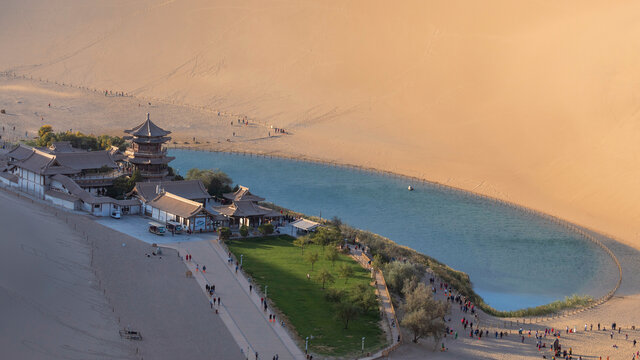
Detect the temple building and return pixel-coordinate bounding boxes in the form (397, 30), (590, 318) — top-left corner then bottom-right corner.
(124, 113), (174, 181)
(214, 186), (282, 228)
(127, 180), (212, 215)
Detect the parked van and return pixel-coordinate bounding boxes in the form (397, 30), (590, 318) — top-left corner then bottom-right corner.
(110, 209), (121, 219)
(148, 222), (166, 236)
(166, 221), (183, 234)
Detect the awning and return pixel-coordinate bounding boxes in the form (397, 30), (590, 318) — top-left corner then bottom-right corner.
(290, 219), (320, 232)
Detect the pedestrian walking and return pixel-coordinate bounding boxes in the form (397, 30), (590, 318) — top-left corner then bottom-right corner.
(249, 284), (253, 293)
(202, 265), (206, 273)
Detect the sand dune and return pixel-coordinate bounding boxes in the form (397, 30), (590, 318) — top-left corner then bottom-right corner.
(1, 0), (639, 250)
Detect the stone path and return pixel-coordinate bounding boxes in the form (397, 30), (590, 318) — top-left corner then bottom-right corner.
(348, 247), (401, 359)
(164, 239), (305, 360)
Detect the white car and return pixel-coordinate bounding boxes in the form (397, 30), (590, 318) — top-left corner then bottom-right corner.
(110, 210), (121, 219)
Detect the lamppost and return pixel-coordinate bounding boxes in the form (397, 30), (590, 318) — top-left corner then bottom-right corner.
(361, 337), (365, 353)
(240, 254), (243, 266)
(305, 337), (309, 354)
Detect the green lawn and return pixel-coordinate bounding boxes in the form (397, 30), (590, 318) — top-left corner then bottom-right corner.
(226, 235), (386, 356)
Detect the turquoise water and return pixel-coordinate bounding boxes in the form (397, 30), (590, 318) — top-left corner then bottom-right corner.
(170, 149), (617, 311)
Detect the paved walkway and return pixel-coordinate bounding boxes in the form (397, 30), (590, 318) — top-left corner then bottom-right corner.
(164, 239), (305, 360)
(348, 247), (401, 359)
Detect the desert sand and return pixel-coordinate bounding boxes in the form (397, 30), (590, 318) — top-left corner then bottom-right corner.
(0, 188), (242, 359)
(0, 189), (133, 359)
(2, 1), (640, 358)
(1, 0), (639, 253)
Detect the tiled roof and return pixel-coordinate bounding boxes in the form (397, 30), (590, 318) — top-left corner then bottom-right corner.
(125, 114), (171, 137)
(214, 201), (272, 217)
(222, 186), (265, 202)
(6, 144), (36, 161)
(50, 174), (140, 206)
(148, 192), (212, 218)
(55, 151), (117, 170)
(131, 180), (211, 203)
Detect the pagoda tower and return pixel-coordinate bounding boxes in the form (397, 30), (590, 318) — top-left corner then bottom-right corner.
(124, 113), (175, 180)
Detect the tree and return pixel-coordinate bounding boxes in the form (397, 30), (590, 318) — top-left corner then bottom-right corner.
(305, 252), (319, 271)
(316, 268), (335, 289)
(335, 301), (360, 329)
(107, 170), (141, 199)
(106, 176), (130, 199)
(38, 125), (53, 138)
(312, 226), (342, 252)
(350, 283), (378, 313)
(219, 227), (232, 242)
(371, 254), (384, 271)
(239, 225), (249, 237)
(338, 264), (354, 283)
(325, 246), (339, 268)
(185, 168), (233, 197)
(258, 223), (274, 235)
(384, 261), (422, 292)
(35, 125), (126, 150)
(293, 235), (309, 255)
(324, 288), (345, 303)
(127, 169), (142, 189)
(400, 282), (449, 346)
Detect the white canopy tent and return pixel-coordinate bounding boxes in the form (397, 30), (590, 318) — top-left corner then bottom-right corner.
(290, 218), (320, 234)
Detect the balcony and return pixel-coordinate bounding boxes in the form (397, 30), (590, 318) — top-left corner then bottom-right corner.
(125, 148), (167, 157)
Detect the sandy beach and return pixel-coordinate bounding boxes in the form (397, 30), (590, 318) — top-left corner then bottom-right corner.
(0, 188), (242, 360)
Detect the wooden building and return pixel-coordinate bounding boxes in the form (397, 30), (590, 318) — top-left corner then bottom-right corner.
(124, 113), (174, 181)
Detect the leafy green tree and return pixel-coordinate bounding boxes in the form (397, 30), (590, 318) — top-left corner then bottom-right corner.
(324, 288), (345, 303)
(316, 268), (335, 289)
(35, 125), (127, 150)
(305, 252), (319, 271)
(239, 225), (249, 237)
(371, 254), (384, 271)
(310, 226), (342, 254)
(293, 235), (309, 255)
(400, 282), (449, 346)
(384, 261), (422, 292)
(219, 227), (232, 242)
(38, 125), (53, 138)
(335, 301), (360, 329)
(338, 263), (354, 283)
(350, 283), (378, 313)
(127, 170), (142, 189)
(325, 246), (339, 268)
(185, 168), (233, 197)
(258, 223), (274, 235)
(37, 125), (54, 146)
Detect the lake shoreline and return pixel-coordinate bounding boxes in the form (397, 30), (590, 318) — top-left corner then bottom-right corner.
(171, 147), (622, 315)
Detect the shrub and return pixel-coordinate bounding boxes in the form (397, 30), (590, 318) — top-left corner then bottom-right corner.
(325, 288), (346, 303)
(258, 223), (274, 235)
(239, 225), (249, 237)
(219, 227), (232, 241)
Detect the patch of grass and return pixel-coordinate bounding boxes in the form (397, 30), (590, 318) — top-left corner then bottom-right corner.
(258, 204), (595, 317)
(226, 235), (386, 356)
